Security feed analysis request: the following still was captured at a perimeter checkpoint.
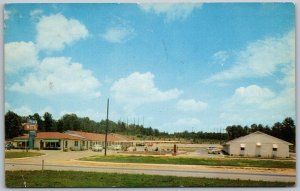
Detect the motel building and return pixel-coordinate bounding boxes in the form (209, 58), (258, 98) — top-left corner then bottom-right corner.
(222, 131), (293, 158)
(13, 132), (83, 151)
(64, 130), (134, 149)
(12, 131), (134, 151)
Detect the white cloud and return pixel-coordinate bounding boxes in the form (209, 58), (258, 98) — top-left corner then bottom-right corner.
(232, 85), (275, 105)
(205, 30), (295, 82)
(13, 106), (33, 116)
(60, 109), (106, 121)
(9, 57), (101, 98)
(212, 51), (229, 66)
(102, 26), (134, 43)
(158, 117), (201, 133)
(36, 13), (88, 51)
(111, 72), (182, 107)
(139, 3), (202, 22)
(4, 9), (11, 21)
(220, 84), (295, 126)
(176, 99), (207, 112)
(5, 41), (39, 73)
(5, 102), (11, 112)
(5, 103), (53, 117)
(30, 9), (43, 18)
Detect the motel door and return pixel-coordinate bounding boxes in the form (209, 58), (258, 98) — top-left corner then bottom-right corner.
(255, 142), (261, 157)
(40, 140), (44, 149)
(272, 144), (278, 158)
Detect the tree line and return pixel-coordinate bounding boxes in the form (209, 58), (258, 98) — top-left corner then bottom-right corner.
(4, 111), (161, 139)
(4, 111), (296, 145)
(225, 117), (296, 145)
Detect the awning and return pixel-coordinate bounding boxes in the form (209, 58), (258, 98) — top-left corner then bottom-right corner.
(273, 144), (278, 148)
(42, 139), (60, 143)
(256, 142), (261, 146)
(240, 144), (245, 147)
(14, 139), (28, 142)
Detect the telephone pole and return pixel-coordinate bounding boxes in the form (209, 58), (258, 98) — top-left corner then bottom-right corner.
(104, 98), (109, 156)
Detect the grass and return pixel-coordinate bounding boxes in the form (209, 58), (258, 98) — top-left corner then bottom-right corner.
(5, 170), (294, 188)
(5, 151), (44, 159)
(80, 155), (295, 169)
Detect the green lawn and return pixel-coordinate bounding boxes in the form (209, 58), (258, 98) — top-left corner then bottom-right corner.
(80, 155), (295, 169)
(5, 170), (294, 187)
(5, 151), (44, 159)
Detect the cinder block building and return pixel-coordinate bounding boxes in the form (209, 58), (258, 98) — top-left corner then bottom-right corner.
(222, 131), (292, 158)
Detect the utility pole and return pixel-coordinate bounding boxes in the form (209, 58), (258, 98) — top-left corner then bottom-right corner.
(143, 116), (144, 127)
(104, 98), (109, 156)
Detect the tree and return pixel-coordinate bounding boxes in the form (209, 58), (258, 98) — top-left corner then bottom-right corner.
(5, 111), (23, 139)
(60, 114), (80, 131)
(56, 119), (64, 132)
(281, 117), (295, 145)
(43, 112), (54, 132)
(32, 113), (44, 132)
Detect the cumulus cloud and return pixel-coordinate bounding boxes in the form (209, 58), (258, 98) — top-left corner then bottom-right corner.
(12, 105), (33, 116)
(4, 9), (11, 21)
(111, 72), (182, 107)
(176, 99), (207, 112)
(139, 3), (202, 22)
(212, 51), (229, 66)
(158, 117), (201, 133)
(205, 30), (295, 82)
(221, 83), (295, 126)
(36, 13), (88, 51)
(102, 26), (134, 43)
(5, 41), (39, 73)
(5, 103), (53, 117)
(60, 109), (106, 121)
(9, 57), (101, 98)
(232, 85), (275, 105)
(30, 9), (43, 18)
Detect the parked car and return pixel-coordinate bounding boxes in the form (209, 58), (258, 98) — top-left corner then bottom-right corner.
(112, 145), (122, 150)
(5, 143), (14, 150)
(207, 146), (221, 154)
(92, 145), (103, 152)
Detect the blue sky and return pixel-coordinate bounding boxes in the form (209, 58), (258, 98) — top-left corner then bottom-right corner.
(4, 3), (295, 133)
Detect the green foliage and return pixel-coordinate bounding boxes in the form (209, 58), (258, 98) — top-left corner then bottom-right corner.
(43, 112), (53, 132)
(5, 111), (23, 139)
(5, 170), (294, 188)
(4, 110), (296, 145)
(226, 117), (296, 144)
(80, 155), (295, 169)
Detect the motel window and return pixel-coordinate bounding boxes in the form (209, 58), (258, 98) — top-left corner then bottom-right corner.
(75, 141), (78, 146)
(240, 144), (245, 151)
(273, 148), (277, 151)
(82, 141), (85, 146)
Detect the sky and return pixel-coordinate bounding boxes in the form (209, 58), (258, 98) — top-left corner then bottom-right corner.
(4, 3), (295, 133)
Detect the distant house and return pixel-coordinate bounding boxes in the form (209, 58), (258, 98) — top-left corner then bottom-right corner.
(222, 131), (292, 158)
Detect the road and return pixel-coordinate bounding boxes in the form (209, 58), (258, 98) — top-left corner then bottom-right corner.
(5, 150), (296, 183)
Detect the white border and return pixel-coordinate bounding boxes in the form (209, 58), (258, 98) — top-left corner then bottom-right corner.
(1, 1), (298, 191)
